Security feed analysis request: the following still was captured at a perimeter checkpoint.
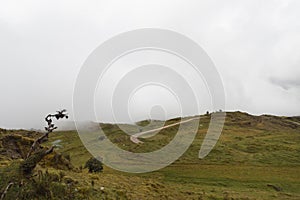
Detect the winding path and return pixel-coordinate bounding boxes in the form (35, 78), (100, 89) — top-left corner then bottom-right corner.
(287, 120), (300, 126)
(130, 117), (200, 144)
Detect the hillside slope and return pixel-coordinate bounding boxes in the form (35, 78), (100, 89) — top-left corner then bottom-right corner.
(1, 112), (300, 199)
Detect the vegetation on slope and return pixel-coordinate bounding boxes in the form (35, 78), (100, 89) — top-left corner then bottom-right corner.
(0, 112), (300, 199)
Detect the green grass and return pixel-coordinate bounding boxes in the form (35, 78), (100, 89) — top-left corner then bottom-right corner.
(1, 111), (300, 199)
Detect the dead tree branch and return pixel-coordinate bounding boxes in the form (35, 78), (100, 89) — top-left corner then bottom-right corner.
(20, 146), (56, 175)
(21, 110), (68, 175)
(26, 110), (68, 159)
(0, 182), (14, 200)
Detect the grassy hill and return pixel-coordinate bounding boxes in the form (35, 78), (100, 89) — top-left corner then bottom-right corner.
(1, 112), (300, 199)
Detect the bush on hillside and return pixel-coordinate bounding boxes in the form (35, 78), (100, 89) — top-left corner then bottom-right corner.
(84, 157), (103, 173)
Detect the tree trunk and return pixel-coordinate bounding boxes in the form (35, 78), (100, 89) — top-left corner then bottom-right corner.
(20, 146), (54, 175)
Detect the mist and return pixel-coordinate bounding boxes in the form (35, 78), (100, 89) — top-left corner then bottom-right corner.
(0, 0), (300, 129)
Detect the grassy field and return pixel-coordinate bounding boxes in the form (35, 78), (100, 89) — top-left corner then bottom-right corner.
(1, 111), (300, 199)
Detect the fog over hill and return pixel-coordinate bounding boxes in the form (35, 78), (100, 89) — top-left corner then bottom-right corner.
(0, 0), (300, 129)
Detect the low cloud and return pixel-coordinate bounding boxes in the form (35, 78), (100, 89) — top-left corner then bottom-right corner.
(1, 0), (300, 128)
(269, 77), (300, 90)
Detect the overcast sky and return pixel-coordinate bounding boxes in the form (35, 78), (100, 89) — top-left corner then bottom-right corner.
(0, 0), (300, 129)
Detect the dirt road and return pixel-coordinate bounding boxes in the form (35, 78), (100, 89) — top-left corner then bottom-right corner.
(130, 117), (200, 144)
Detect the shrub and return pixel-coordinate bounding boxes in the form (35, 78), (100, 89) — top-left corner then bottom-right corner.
(84, 157), (103, 173)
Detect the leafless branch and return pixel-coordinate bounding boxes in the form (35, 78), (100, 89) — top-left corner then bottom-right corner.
(26, 110), (68, 159)
(0, 182), (14, 200)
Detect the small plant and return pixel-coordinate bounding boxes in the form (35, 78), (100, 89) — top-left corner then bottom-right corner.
(84, 157), (103, 173)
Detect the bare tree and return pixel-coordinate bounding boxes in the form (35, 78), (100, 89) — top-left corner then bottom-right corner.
(26, 109), (68, 159)
(1, 110), (68, 199)
(22, 109), (68, 175)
